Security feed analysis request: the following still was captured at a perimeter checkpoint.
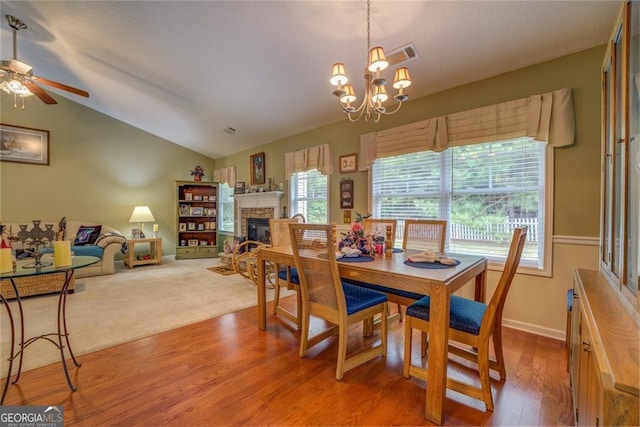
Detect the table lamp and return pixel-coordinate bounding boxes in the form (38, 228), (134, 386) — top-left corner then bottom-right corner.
(129, 206), (155, 238)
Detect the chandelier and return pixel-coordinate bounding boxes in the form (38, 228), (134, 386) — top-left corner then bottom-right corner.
(329, 0), (411, 123)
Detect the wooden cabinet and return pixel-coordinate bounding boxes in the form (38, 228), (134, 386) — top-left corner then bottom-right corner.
(600, 0), (639, 308)
(570, 270), (638, 426)
(175, 180), (218, 259)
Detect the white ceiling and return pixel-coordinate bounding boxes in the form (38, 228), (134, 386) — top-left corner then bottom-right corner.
(0, 1), (620, 159)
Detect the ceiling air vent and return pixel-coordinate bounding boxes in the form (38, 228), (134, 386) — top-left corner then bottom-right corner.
(385, 43), (419, 67)
(223, 127), (238, 135)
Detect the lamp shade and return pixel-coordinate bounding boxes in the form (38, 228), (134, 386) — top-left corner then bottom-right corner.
(392, 67), (412, 89)
(129, 206), (155, 223)
(340, 84), (357, 104)
(330, 63), (349, 87)
(371, 84), (388, 104)
(367, 46), (389, 72)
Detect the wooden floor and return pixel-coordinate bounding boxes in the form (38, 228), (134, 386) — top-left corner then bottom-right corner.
(2, 296), (574, 426)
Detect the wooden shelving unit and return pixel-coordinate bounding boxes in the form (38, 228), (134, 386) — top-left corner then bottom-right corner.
(175, 180), (218, 260)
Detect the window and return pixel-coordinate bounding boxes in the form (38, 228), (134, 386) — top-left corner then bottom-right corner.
(371, 137), (550, 271)
(218, 183), (235, 233)
(289, 169), (328, 223)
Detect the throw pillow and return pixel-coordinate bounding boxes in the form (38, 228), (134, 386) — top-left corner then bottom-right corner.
(74, 225), (102, 246)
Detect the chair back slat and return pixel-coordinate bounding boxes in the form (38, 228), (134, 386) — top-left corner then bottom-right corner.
(289, 223), (344, 313)
(402, 219), (447, 252)
(481, 226), (528, 333)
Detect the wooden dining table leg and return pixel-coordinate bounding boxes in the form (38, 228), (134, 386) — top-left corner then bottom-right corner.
(257, 252), (267, 330)
(425, 285), (450, 425)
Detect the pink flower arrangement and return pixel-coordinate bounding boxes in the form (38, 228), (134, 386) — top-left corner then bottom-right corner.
(338, 222), (376, 256)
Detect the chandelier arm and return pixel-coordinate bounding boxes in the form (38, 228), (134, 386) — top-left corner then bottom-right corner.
(379, 101), (404, 115)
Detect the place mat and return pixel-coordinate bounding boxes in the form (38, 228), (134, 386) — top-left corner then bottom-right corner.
(404, 259), (460, 269)
(393, 248), (403, 253)
(338, 256), (375, 263)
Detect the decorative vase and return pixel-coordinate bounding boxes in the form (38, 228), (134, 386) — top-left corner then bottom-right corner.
(194, 175), (201, 182)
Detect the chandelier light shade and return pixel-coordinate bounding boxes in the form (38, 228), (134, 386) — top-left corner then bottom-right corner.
(329, 0), (412, 122)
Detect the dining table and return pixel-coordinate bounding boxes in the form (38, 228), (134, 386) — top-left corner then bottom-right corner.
(256, 245), (487, 425)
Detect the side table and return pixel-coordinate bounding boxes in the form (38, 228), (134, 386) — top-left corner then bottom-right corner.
(0, 255), (100, 404)
(124, 237), (163, 268)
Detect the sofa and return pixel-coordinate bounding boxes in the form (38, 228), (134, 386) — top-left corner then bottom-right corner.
(1, 220), (126, 298)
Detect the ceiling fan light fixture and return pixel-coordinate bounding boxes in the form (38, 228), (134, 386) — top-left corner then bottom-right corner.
(1, 79), (32, 96)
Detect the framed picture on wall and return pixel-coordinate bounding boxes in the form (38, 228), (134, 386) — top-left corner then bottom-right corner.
(340, 178), (353, 209)
(339, 153), (357, 173)
(0, 124), (50, 166)
(250, 152), (265, 185)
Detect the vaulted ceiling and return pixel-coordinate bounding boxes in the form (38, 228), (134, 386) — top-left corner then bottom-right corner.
(0, 1), (621, 159)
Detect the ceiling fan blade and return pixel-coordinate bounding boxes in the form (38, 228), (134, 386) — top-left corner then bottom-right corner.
(33, 75), (89, 98)
(9, 59), (32, 75)
(23, 80), (57, 104)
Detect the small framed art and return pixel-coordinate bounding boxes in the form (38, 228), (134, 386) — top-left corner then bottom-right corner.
(234, 181), (246, 194)
(250, 152), (265, 185)
(339, 153), (357, 173)
(340, 178), (353, 209)
(188, 239), (199, 246)
(190, 207), (203, 216)
(179, 223), (187, 232)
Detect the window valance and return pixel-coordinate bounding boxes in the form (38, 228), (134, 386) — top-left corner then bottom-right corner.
(213, 166), (236, 186)
(285, 143), (333, 177)
(359, 88), (574, 170)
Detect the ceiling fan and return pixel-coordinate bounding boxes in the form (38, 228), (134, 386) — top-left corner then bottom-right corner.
(1, 14), (89, 108)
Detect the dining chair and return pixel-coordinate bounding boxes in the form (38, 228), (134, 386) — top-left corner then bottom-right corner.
(289, 223), (388, 380)
(402, 219), (447, 252)
(403, 226), (528, 412)
(363, 218), (398, 247)
(270, 216), (305, 329)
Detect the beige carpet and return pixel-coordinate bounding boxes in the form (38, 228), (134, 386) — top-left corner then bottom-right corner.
(1, 258), (290, 376)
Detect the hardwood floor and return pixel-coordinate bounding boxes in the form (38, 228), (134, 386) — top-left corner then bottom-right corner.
(2, 296), (574, 426)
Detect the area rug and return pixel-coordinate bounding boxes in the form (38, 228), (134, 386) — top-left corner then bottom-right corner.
(208, 264), (236, 275)
(0, 258), (291, 376)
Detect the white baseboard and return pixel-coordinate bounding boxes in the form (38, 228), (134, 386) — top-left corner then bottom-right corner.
(503, 318), (566, 342)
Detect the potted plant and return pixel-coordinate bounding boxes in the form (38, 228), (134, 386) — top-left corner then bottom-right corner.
(191, 165), (205, 181)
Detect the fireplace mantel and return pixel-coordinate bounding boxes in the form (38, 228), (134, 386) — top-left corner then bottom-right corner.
(234, 191), (284, 235)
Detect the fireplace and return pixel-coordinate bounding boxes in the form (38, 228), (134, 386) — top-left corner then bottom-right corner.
(234, 191), (284, 236)
(247, 218), (271, 244)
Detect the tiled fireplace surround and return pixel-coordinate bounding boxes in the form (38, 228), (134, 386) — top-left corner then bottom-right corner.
(234, 192), (284, 238)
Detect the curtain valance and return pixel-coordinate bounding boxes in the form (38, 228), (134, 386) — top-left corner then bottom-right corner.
(360, 88), (575, 169)
(213, 166), (236, 186)
(285, 143), (333, 177)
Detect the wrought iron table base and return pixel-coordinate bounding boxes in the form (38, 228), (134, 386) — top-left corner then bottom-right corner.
(1, 269), (80, 405)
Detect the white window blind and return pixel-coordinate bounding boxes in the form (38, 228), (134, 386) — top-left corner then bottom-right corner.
(372, 137), (547, 268)
(218, 183), (235, 233)
(289, 169), (328, 223)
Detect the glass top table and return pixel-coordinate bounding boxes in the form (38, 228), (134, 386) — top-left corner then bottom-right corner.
(0, 255), (100, 404)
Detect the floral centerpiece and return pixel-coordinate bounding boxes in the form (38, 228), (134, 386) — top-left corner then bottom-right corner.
(338, 222), (376, 256)
(191, 165), (205, 181)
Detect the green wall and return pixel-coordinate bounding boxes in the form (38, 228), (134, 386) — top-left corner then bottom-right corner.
(0, 45), (603, 260)
(215, 46), (604, 237)
(0, 94), (214, 254)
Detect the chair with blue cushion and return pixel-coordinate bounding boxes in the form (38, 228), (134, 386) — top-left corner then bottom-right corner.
(270, 217), (304, 329)
(289, 223), (388, 380)
(403, 226), (527, 412)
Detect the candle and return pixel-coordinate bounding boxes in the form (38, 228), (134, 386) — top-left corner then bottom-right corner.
(0, 248), (13, 273)
(54, 240), (72, 267)
(153, 224), (159, 232)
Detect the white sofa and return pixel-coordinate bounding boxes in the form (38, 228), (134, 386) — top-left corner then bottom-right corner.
(2, 220), (126, 279)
